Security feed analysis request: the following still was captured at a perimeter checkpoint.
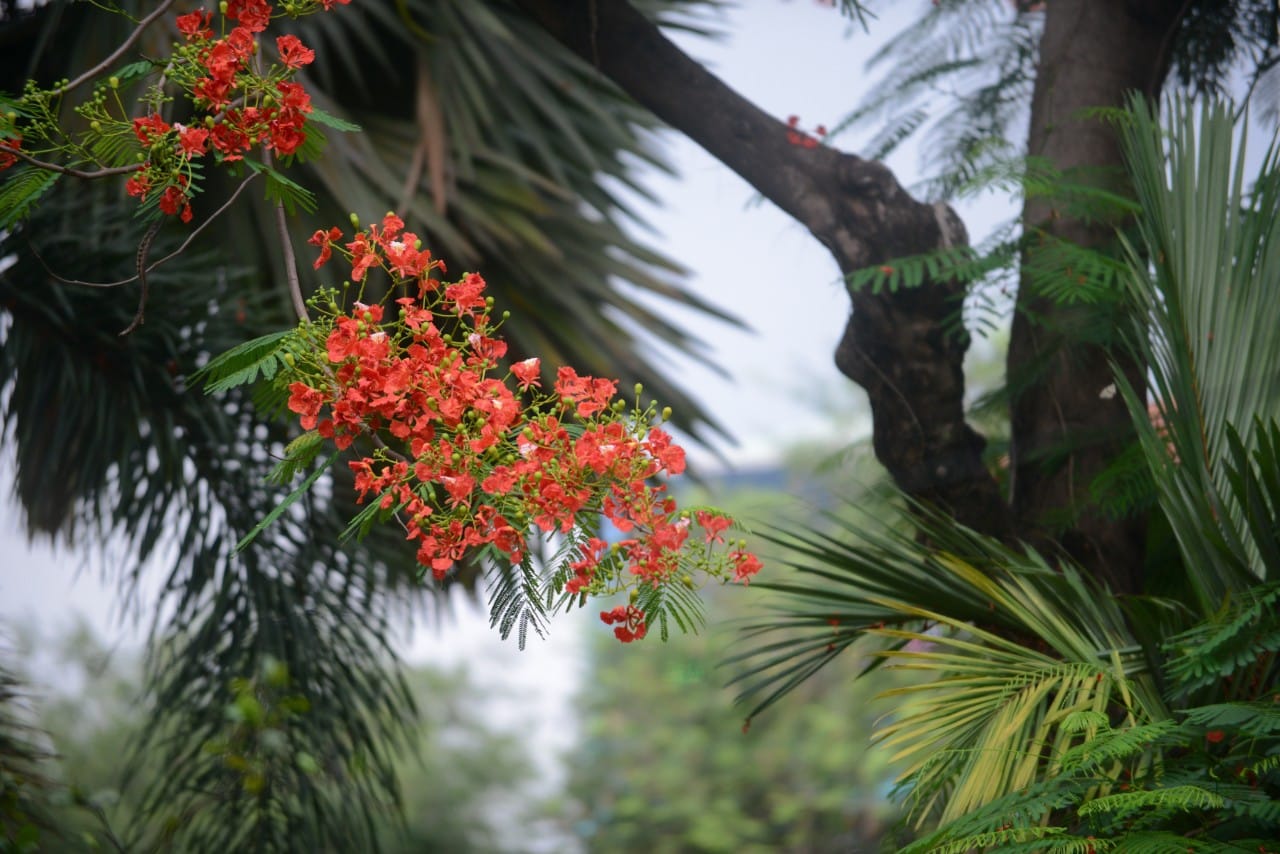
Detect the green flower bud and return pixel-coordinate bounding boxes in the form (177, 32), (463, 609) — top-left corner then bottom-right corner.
(283, 352), (296, 367)
(108, 76), (119, 89)
(628, 588), (639, 602)
(90, 120), (101, 132)
(501, 310), (510, 320)
(349, 212), (360, 228)
(219, 1), (229, 14)
(633, 382), (643, 397)
(661, 406), (672, 422)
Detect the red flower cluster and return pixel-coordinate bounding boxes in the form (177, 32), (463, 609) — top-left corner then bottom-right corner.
(285, 217), (761, 638)
(115, 2), (343, 224)
(785, 114), (828, 149)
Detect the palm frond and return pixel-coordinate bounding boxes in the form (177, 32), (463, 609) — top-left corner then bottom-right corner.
(1115, 95), (1280, 610)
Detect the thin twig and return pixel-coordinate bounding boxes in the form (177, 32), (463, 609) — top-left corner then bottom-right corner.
(28, 173), (259, 288)
(120, 220), (161, 335)
(55, 0), (179, 97)
(276, 196), (309, 322)
(261, 147), (310, 322)
(0, 144), (143, 179)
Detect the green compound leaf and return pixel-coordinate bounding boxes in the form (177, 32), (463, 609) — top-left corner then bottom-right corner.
(0, 167), (60, 228)
(189, 329), (293, 393)
(235, 452), (338, 554)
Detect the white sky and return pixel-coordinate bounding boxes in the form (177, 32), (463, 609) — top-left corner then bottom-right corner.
(0, 0), (1015, 807)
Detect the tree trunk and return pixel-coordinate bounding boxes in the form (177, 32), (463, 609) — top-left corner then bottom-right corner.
(1009, 0), (1182, 593)
(516, 0), (1192, 589)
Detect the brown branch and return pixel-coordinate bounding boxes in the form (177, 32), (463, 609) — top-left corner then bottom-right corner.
(29, 173), (259, 289)
(515, 0), (1013, 537)
(261, 148), (309, 323)
(120, 220), (161, 336)
(0, 144), (143, 179)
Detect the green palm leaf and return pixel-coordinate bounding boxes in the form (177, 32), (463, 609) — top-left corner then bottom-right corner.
(1115, 96), (1280, 610)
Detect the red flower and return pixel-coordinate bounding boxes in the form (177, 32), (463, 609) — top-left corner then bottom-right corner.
(346, 233), (380, 282)
(696, 510), (732, 543)
(125, 172), (151, 198)
(158, 184), (192, 223)
(177, 125), (210, 158)
(176, 10), (213, 40)
(226, 0), (271, 32)
(730, 550), (763, 583)
(268, 114), (307, 155)
(599, 604), (647, 643)
(132, 114), (171, 146)
(511, 357), (541, 390)
(645, 427), (686, 475)
(203, 41), (244, 82)
(309, 227), (342, 269)
(287, 382), (326, 429)
(445, 272), (487, 315)
(276, 34), (315, 68)
(1206, 729), (1226, 744)
(192, 76), (233, 109)
(0, 135), (21, 171)
(226, 26), (256, 60)
(210, 122), (251, 160)
(275, 81), (312, 113)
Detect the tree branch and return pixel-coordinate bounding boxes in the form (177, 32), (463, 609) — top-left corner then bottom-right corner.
(515, 0), (1012, 536)
(0, 143), (143, 179)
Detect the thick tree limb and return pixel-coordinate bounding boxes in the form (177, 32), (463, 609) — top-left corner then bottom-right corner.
(515, 0), (1012, 536)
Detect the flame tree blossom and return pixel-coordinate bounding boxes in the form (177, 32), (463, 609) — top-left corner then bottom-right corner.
(279, 215), (761, 640)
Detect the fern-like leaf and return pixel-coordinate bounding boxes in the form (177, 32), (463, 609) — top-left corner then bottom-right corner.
(0, 168), (59, 227)
(189, 329), (293, 393)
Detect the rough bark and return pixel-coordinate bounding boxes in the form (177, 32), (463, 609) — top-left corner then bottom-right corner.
(515, 0), (1012, 538)
(516, 0), (1197, 582)
(1009, 0), (1183, 593)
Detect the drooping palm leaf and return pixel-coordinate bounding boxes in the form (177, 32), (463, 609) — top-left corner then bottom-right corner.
(731, 511), (1165, 825)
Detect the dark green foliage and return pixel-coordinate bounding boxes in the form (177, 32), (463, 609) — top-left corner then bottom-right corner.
(0, 664), (58, 853)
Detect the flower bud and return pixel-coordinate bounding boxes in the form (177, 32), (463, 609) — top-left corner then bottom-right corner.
(349, 212), (360, 228)
(633, 383), (643, 397)
(661, 406), (672, 422)
(90, 120), (101, 132)
(283, 353), (296, 367)
(108, 76), (119, 89)
(219, 1), (228, 14)
(629, 588), (639, 602)
(501, 310), (510, 320)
